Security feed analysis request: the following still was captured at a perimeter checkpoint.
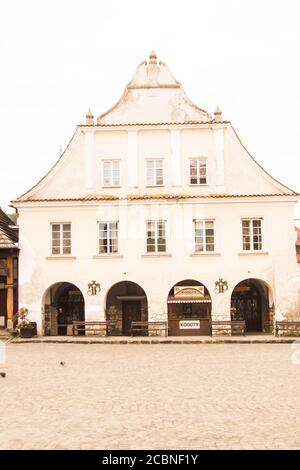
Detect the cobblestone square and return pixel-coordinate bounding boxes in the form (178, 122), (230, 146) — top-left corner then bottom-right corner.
(1, 343), (300, 450)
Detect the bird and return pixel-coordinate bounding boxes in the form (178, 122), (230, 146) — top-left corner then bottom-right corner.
(0, 372), (6, 378)
(60, 361), (65, 366)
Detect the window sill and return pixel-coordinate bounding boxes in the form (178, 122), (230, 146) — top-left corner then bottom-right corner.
(102, 186), (121, 189)
(189, 183), (208, 187)
(141, 253), (172, 258)
(190, 252), (221, 257)
(145, 185), (165, 188)
(93, 254), (124, 259)
(46, 255), (76, 260)
(238, 251), (268, 256)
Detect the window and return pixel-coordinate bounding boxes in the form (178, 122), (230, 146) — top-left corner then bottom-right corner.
(102, 160), (120, 187)
(195, 220), (214, 252)
(146, 220), (166, 253)
(242, 219), (262, 251)
(99, 222), (118, 254)
(190, 159), (207, 185)
(146, 159), (164, 186)
(51, 223), (71, 255)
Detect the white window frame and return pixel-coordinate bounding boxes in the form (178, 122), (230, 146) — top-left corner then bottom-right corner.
(146, 220), (166, 253)
(145, 158), (164, 186)
(51, 223), (71, 255)
(102, 159), (121, 187)
(189, 158), (208, 185)
(98, 221), (118, 254)
(194, 219), (215, 252)
(242, 218), (263, 251)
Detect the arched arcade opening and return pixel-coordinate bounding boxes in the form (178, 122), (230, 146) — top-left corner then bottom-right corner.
(106, 281), (148, 335)
(167, 279), (212, 336)
(43, 282), (85, 336)
(231, 278), (272, 333)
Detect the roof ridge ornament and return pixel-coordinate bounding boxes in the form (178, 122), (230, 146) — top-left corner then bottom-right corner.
(214, 106), (223, 123)
(86, 108), (94, 126)
(149, 50), (158, 65)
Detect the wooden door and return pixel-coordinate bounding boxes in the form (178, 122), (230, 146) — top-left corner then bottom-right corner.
(122, 301), (141, 335)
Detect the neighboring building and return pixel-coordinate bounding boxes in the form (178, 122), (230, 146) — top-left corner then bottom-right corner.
(295, 227), (300, 264)
(0, 208), (19, 329)
(13, 52), (300, 336)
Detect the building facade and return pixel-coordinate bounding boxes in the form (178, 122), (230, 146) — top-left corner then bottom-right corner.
(0, 208), (18, 330)
(13, 52), (300, 336)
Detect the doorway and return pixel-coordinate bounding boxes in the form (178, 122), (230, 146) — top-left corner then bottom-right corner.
(122, 301), (141, 335)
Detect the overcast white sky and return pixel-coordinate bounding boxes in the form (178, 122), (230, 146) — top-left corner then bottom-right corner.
(1, 0), (300, 218)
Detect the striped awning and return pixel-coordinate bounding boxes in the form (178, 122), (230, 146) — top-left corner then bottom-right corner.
(167, 299), (211, 304)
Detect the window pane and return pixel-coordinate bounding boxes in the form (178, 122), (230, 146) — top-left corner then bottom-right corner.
(99, 239), (108, 253)
(157, 240), (166, 252)
(147, 239), (155, 252)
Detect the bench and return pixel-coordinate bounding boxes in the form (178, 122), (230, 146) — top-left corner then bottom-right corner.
(211, 320), (246, 336)
(131, 321), (168, 337)
(72, 321), (109, 336)
(275, 321), (300, 337)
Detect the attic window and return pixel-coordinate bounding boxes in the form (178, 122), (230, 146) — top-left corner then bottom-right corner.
(190, 159), (207, 185)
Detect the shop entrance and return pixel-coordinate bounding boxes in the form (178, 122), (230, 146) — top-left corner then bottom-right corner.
(167, 280), (212, 336)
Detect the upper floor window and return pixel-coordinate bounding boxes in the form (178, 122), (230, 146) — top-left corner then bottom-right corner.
(146, 159), (164, 186)
(146, 220), (166, 253)
(51, 223), (71, 255)
(242, 219), (262, 251)
(99, 222), (118, 254)
(195, 220), (214, 252)
(102, 160), (121, 187)
(190, 159), (207, 185)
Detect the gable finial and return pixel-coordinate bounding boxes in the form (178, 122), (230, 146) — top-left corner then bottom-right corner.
(86, 108), (94, 126)
(149, 50), (157, 65)
(214, 106), (222, 123)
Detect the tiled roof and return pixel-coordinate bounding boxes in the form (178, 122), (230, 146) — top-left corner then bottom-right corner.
(126, 193), (298, 200)
(0, 208), (18, 248)
(12, 193), (298, 203)
(0, 228), (17, 249)
(87, 121), (229, 127)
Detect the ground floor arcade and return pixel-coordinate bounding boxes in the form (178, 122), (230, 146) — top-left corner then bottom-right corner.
(38, 278), (274, 337)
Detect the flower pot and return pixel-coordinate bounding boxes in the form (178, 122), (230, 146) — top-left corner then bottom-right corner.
(20, 327), (33, 338)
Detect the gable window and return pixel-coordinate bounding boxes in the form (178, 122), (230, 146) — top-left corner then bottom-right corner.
(195, 220), (214, 252)
(51, 223), (71, 255)
(103, 160), (121, 187)
(146, 220), (166, 253)
(190, 159), (207, 185)
(242, 219), (262, 251)
(146, 159), (164, 186)
(99, 222), (118, 254)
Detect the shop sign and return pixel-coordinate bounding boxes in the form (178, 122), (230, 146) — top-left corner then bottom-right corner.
(174, 286), (204, 299)
(179, 320), (200, 329)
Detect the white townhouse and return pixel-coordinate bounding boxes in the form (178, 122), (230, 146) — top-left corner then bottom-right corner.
(13, 51), (300, 336)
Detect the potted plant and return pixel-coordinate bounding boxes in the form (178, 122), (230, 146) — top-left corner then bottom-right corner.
(14, 308), (34, 338)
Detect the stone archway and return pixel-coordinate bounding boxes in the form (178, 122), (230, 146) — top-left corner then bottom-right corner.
(43, 282), (85, 336)
(106, 281), (148, 335)
(231, 278), (271, 333)
(167, 279), (212, 336)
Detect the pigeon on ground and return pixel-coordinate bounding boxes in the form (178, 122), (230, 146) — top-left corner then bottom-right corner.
(0, 372), (6, 378)
(60, 361), (65, 366)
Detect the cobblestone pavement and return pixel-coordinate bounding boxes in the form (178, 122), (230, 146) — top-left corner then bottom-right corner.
(1, 343), (300, 450)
